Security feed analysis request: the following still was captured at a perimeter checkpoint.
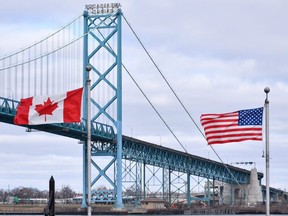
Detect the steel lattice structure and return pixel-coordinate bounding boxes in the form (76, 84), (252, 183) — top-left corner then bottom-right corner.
(0, 96), (265, 206)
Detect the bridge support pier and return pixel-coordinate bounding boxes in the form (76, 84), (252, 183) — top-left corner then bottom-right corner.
(187, 172), (191, 208)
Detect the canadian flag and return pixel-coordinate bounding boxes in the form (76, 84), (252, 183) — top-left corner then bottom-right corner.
(14, 88), (83, 125)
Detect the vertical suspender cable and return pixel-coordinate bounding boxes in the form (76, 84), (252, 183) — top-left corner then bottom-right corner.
(34, 45), (37, 96)
(2, 59), (6, 97)
(14, 54), (18, 99)
(56, 32), (59, 93)
(22, 51), (25, 98)
(73, 17), (80, 88)
(64, 27), (67, 92)
(46, 39), (49, 95)
(8, 57), (11, 98)
(77, 18), (80, 89)
(57, 30), (60, 93)
(66, 26), (69, 92)
(68, 24), (70, 91)
(66, 25), (69, 91)
(54, 33), (57, 94)
(40, 41), (43, 95)
(1, 59), (4, 96)
(59, 29), (63, 93)
(28, 49), (31, 97)
(72, 20), (76, 90)
(62, 28), (65, 92)
(51, 33), (55, 94)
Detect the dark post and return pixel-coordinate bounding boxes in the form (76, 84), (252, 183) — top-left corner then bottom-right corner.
(44, 176), (55, 216)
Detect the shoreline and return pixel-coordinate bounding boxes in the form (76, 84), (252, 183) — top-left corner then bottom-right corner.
(1, 204), (288, 215)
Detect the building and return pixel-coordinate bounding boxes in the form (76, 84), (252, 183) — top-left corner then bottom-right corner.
(140, 198), (166, 210)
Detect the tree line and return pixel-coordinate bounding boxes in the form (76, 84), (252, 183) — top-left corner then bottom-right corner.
(0, 185), (77, 203)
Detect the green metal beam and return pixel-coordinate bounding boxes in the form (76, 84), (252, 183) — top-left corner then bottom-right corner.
(1, 96), (264, 188)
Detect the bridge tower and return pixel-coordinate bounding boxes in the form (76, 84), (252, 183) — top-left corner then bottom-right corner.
(82, 4), (123, 209)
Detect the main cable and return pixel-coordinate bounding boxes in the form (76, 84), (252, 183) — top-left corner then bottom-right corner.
(122, 14), (206, 140)
(123, 14), (250, 198)
(0, 14), (83, 61)
(92, 16), (188, 153)
(0, 12), (118, 71)
(122, 64), (188, 153)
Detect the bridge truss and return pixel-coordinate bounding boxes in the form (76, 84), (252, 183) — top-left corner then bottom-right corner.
(0, 97), (264, 207)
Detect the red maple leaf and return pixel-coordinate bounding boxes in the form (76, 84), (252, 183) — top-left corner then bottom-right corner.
(35, 97), (58, 121)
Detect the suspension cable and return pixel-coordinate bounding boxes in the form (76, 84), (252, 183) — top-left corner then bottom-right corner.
(123, 14), (250, 198)
(122, 64), (188, 153)
(0, 12), (118, 72)
(122, 14), (206, 140)
(94, 25), (188, 153)
(0, 14), (83, 61)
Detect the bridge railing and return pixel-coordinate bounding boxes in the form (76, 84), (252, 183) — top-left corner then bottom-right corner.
(121, 135), (257, 184)
(0, 96), (18, 116)
(0, 97), (115, 141)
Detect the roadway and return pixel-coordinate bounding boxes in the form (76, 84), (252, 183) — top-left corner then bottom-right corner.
(0, 96), (263, 184)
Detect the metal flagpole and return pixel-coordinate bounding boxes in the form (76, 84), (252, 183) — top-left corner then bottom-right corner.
(264, 87), (270, 216)
(86, 65), (92, 216)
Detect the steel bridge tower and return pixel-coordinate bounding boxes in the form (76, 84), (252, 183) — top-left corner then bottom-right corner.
(82, 4), (123, 209)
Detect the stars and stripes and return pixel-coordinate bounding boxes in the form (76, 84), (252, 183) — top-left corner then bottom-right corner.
(200, 107), (263, 145)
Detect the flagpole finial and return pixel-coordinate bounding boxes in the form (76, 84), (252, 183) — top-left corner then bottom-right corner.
(264, 87), (270, 94)
(264, 87), (270, 104)
(86, 65), (92, 72)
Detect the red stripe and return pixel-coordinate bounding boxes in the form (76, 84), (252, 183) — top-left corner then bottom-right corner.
(203, 123), (239, 130)
(14, 97), (33, 125)
(208, 137), (262, 145)
(207, 133), (262, 139)
(204, 127), (262, 135)
(63, 88), (83, 123)
(200, 112), (238, 118)
(201, 119), (237, 125)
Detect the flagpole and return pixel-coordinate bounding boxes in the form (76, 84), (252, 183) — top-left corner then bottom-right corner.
(86, 65), (92, 216)
(264, 87), (270, 216)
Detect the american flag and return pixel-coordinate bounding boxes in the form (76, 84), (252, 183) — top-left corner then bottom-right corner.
(200, 107), (263, 145)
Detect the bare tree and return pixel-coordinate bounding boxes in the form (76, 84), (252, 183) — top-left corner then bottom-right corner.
(57, 185), (76, 199)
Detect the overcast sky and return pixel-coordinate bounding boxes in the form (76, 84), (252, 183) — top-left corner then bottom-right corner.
(1, 0), (288, 193)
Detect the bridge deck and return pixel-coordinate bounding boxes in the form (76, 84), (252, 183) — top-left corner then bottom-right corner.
(0, 97), (115, 142)
(0, 97), (263, 184)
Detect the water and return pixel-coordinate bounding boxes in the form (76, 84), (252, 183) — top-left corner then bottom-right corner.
(7, 215), (288, 216)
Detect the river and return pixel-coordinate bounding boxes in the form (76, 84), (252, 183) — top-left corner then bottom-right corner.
(6, 215), (288, 216)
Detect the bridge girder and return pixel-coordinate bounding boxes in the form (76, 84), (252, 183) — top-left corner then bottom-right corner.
(121, 136), (261, 184)
(1, 96), (266, 203)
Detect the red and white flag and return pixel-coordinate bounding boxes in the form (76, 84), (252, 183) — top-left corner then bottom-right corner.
(14, 88), (83, 125)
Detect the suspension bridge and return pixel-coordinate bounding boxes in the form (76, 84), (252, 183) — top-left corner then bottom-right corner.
(0, 3), (284, 210)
